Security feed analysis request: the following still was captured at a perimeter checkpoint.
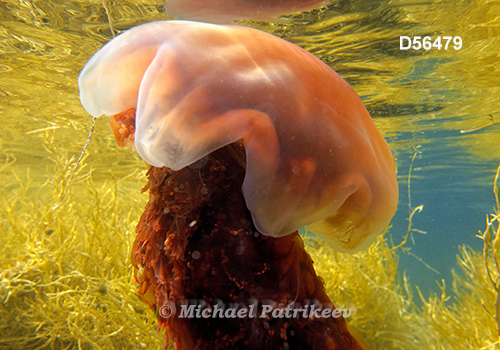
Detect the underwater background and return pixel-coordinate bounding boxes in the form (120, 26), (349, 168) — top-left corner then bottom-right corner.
(1, 0), (499, 349)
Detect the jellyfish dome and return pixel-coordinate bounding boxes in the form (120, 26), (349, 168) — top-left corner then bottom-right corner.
(79, 20), (398, 253)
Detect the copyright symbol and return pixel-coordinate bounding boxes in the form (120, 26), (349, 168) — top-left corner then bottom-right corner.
(159, 301), (176, 318)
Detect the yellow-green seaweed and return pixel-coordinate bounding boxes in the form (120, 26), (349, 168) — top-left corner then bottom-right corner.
(2, 133), (500, 349)
(0, 138), (163, 350)
(1, 1), (499, 348)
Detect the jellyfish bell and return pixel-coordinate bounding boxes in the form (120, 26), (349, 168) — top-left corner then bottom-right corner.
(164, 0), (328, 24)
(79, 20), (398, 254)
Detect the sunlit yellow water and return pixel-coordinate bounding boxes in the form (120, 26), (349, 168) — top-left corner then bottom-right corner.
(1, 0), (499, 349)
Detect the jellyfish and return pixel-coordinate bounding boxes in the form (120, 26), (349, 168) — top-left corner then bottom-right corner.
(164, 0), (328, 23)
(79, 20), (398, 350)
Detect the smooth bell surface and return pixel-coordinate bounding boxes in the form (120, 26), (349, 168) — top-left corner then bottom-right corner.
(79, 20), (398, 253)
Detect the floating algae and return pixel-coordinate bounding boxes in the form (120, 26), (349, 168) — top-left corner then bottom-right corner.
(2, 132), (500, 349)
(1, 0), (500, 348)
(0, 138), (163, 350)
